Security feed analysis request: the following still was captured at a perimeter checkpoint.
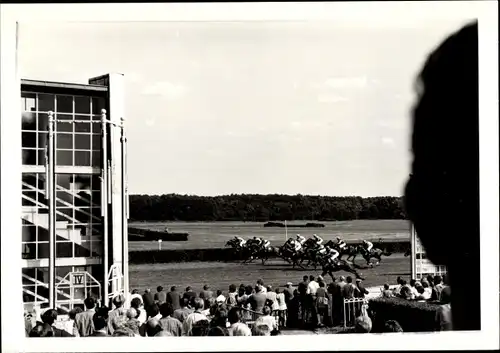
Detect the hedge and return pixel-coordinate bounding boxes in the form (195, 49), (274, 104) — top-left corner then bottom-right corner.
(368, 297), (441, 332)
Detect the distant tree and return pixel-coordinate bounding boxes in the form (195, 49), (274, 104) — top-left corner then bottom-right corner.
(128, 194), (407, 222)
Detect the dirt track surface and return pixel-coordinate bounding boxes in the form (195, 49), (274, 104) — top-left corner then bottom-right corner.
(129, 253), (410, 294)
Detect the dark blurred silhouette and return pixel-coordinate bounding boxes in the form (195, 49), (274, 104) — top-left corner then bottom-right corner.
(404, 21), (479, 331)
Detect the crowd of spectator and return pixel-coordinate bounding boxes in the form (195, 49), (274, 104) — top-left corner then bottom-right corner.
(25, 273), (452, 337)
(25, 273), (377, 337)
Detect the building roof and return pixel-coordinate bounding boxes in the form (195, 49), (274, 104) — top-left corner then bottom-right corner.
(21, 79), (108, 92)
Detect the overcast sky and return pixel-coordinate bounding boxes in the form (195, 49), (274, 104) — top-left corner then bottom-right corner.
(18, 16), (474, 197)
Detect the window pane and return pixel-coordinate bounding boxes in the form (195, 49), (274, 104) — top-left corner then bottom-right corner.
(21, 92), (37, 111)
(22, 131), (37, 148)
(56, 150), (73, 166)
(37, 132), (48, 148)
(56, 242), (73, 258)
(37, 149), (46, 166)
(38, 112), (49, 132)
(74, 151), (91, 166)
(38, 227), (49, 241)
(91, 122), (102, 135)
(92, 97), (106, 115)
(37, 242), (49, 259)
(56, 95), (73, 114)
(21, 112), (36, 130)
(22, 226), (36, 242)
(22, 149), (37, 166)
(56, 133), (73, 150)
(56, 114), (73, 133)
(75, 96), (91, 114)
(91, 134), (101, 150)
(92, 151), (101, 167)
(75, 134), (91, 150)
(38, 93), (55, 112)
(75, 121), (91, 133)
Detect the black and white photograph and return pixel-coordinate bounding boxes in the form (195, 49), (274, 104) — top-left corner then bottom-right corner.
(1, 2), (498, 351)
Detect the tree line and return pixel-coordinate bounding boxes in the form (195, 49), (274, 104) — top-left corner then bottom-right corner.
(129, 194), (407, 222)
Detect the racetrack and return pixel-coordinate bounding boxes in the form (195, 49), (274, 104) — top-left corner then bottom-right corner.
(129, 253), (410, 294)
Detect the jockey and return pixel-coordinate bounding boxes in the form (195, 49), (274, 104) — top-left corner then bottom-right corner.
(236, 236), (246, 248)
(262, 239), (271, 250)
(296, 234), (306, 245)
(317, 243), (327, 256)
(327, 247), (340, 265)
(336, 236), (347, 250)
(363, 240), (373, 253)
(313, 234), (323, 246)
(293, 239), (302, 252)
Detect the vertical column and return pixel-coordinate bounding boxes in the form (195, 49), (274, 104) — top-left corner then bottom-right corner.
(107, 73), (126, 298)
(101, 109), (109, 305)
(47, 111), (56, 308)
(121, 117), (130, 306)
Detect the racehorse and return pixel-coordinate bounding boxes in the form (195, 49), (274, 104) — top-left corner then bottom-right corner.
(224, 239), (250, 261)
(320, 259), (364, 281)
(324, 240), (359, 261)
(277, 245), (306, 269)
(352, 241), (393, 267)
(243, 245), (277, 265)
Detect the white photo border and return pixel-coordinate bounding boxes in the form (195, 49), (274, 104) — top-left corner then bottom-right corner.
(1, 1), (498, 352)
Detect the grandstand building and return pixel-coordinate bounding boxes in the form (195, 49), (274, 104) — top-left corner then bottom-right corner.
(20, 73), (129, 312)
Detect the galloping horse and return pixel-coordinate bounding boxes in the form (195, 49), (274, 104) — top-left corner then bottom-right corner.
(352, 240), (393, 267)
(277, 245), (305, 269)
(320, 259), (364, 282)
(224, 238), (249, 261)
(324, 240), (357, 260)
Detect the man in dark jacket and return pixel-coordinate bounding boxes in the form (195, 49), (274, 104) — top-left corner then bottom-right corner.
(154, 286), (167, 304)
(199, 284), (213, 300)
(167, 286), (182, 311)
(142, 289), (154, 309)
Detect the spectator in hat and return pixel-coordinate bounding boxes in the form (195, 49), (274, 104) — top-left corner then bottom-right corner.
(154, 286), (167, 305)
(107, 294), (126, 335)
(355, 278), (369, 299)
(284, 282), (294, 306)
(166, 286), (181, 311)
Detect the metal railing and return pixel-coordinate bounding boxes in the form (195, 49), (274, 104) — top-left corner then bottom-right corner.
(343, 297), (368, 328)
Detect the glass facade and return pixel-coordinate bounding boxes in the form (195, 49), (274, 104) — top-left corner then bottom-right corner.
(21, 88), (107, 308)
